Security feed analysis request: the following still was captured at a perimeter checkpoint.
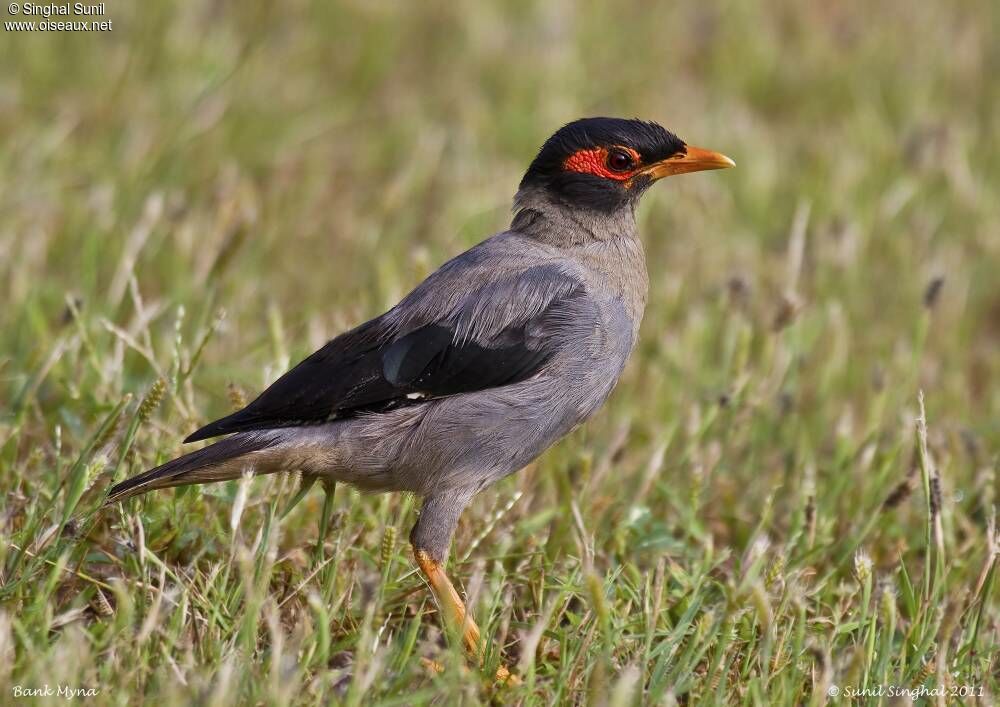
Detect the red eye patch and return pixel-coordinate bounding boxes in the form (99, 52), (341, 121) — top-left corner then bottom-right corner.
(563, 147), (640, 181)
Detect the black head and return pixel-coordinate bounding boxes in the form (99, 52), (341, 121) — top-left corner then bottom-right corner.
(519, 117), (733, 213)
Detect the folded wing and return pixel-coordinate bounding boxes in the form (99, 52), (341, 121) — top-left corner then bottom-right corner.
(185, 259), (583, 442)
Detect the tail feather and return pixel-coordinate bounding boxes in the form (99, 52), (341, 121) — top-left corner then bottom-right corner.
(104, 431), (285, 506)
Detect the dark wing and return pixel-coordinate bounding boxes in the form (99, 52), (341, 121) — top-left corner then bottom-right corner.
(185, 263), (583, 442)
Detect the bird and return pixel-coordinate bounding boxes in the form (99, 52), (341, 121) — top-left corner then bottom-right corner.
(105, 117), (733, 673)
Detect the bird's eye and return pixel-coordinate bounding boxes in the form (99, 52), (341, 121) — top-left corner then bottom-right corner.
(606, 149), (636, 173)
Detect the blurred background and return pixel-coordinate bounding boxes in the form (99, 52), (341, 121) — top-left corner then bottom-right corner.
(1, 0), (998, 703)
(3, 0), (998, 417)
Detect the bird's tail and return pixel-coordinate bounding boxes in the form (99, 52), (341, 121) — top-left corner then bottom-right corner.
(104, 430), (291, 506)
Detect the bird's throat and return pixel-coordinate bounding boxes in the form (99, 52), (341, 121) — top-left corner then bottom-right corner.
(511, 186), (639, 248)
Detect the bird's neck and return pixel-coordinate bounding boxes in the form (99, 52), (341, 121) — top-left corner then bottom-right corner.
(510, 187), (649, 325)
(511, 186), (638, 247)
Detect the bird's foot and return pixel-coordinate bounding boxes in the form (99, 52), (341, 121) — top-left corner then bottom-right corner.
(413, 547), (520, 686)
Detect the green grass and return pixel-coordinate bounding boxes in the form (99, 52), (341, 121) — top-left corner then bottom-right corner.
(2, 1), (998, 704)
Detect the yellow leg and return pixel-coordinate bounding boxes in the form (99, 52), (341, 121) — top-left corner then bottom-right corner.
(413, 548), (518, 685)
(414, 548), (481, 653)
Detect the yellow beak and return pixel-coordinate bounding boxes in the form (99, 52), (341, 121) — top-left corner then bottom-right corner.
(642, 145), (735, 180)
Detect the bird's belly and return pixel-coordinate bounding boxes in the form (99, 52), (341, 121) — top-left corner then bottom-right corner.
(380, 379), (615, 493)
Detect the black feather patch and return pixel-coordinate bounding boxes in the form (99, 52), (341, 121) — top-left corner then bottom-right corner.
(521, 118), (685, 185)
(519, 117), (686, 212)
(105, 432), (280, 504)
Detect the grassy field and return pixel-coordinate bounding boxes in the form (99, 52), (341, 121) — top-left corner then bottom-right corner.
(2, 1), (998, 704)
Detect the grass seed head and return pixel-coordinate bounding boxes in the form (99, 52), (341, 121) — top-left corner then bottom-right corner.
(138, 379), (166, 423)
(853, 550), (873, 585)
(930, 474), (942, 518)
(380, 526), (397, 571)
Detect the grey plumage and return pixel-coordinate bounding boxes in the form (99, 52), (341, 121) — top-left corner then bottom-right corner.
(106, 117), (733, 570)
(107, 220), (640, 556)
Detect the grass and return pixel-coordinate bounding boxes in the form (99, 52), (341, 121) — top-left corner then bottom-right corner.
(2, 0), (998, 704)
